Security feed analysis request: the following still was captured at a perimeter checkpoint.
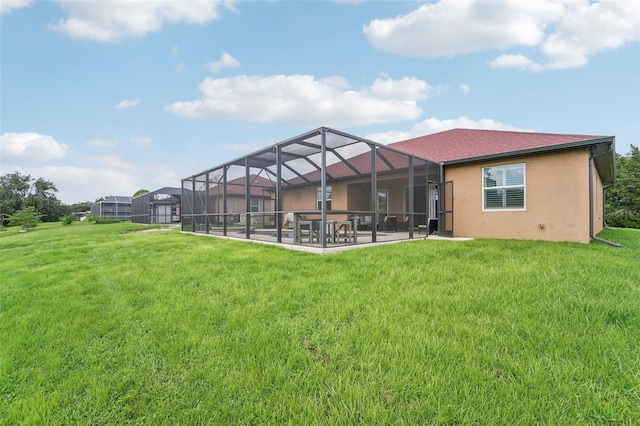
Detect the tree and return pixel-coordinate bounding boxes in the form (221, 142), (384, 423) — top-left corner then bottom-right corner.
(605, 145), (640, 229)
(62, 201), (92, 216)
(27, 177), (63, 222)
(133, 189), (149, 197)
(606, 145), (640, 214)
(8, 206), (42, 231)
(0, 172), (64, 224)
(0, 172), (31, 220)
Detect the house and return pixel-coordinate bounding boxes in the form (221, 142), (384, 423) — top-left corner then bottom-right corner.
(182, 174), (275, 233)
(180, 127), (615, 247)
(207, 174), (275, 226)
(391, 129), (615, 243)
(90, 196), (133, 220)
(131, 187), (181, 224)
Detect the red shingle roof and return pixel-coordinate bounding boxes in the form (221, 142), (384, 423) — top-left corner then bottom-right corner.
(390, 128), (607, 163)
(209, 174), (274, 197)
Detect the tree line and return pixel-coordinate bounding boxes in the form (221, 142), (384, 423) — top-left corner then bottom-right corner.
(605, 145), (640, 228)
(0, 172), (92, 226)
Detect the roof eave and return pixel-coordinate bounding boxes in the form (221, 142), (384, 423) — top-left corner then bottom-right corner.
(442, 137), (613, 164)
(442, 136), (616, 185)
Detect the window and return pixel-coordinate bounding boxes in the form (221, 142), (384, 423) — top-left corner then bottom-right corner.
(483, 163), (525, 210)
(250, 198), (260, 213)
(377, 189), (388, 215)
(316, 186), (332, 210)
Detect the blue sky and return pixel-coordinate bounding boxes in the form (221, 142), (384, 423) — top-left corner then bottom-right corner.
(1, 0), (638, 204)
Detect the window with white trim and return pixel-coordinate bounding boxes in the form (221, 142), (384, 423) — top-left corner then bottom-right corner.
(482, 163), (525, 210)
(316, 186), (332, 210)
(250, 198), (260, 213)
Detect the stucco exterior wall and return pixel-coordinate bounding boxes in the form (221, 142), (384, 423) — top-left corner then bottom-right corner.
(378, 178), (408, 214)
(282, 186), (316, 212)
(282, 183), (350, 220)
(592, 165), (605, 235)
(445, 150), (593, 243)
(282, 176), (411, 217)
(347, 182), (370, 211)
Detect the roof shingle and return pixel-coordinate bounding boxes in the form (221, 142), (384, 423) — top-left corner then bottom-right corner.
(390, 128), (607, 163)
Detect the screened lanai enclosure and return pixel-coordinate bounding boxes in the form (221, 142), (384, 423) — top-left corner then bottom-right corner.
(181, 127), (449, 248)
(131, 187), (181, 224)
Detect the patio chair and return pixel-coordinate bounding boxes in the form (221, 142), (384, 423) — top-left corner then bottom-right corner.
(282, 212), (295, 229)
(379, 215), (397, 232)
(357, 215), (373, 231)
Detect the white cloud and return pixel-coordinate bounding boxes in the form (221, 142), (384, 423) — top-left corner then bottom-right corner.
(206, 52), (241, 73)
(319, 76), (350, 90)
(366, 116), (532, 144)
(0, 132), (69, 161)
(364, 0), (640, 71)
(0, 163), (137, 203)
(364, 0), (558, 57)
(165, 74), (429, 127)
(114, 99), (140, 109)
(50, 0), (236, 42)
(0, 0), (31, 15)
(489, 54), (545, 72)
(86, 139), (120, 147)
(130, 137), (153, 147)
(150, 169), (181, 189)
(171, 45), (179, 56)
(537, 1), (640, 70)
(175, 63), (188, 73)
(79, 154), (135, 170)
(459, 84), (470, 95)
(367, 77), (431, 100)
(3, 155), (181, 204)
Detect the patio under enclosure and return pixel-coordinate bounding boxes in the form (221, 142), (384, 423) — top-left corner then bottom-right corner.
(181, 127), (449, 248)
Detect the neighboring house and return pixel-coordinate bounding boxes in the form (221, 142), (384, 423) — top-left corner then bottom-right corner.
(181, 127), (615, 246)
(90, 196), (133, 220)
(182, 174), (275, 232)
(131, 187), (181, 224)
(208, 174), (275, 224)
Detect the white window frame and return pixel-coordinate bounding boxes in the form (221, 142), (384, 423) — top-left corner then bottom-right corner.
(316, 186), (332, 211)
(250, 198), (260, 213)
(482, 163), (526, 211)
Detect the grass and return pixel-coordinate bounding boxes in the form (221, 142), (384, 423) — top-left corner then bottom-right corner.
(1, 222), (639, 424)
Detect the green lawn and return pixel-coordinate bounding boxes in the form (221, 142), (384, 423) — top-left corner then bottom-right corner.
(1, 222), (639, 424)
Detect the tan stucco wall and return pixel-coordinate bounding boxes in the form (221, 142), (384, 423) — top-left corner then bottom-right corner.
(282, 183), (350, 220)
(282, 186), (317, 211)
(347, 182), (370, 211)
(446, 150), (593, 243)
(283, 177), (410, 216)
(379, 178), (409, 214)
(592, 166), (605, 235)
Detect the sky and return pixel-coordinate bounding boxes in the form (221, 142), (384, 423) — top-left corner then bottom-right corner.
(1, 0), (639, 204)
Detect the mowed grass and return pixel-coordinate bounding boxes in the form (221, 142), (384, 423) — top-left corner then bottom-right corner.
(1, 223), (639, 424)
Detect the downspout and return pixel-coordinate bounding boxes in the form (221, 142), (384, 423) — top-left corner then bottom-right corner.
(589, 145), (621, 247)
(438, 162), (445, 236)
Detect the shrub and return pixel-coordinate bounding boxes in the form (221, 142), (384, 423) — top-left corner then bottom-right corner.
(605, 212), (640, 229)
(8, 206), (42, 231)
(95, 218), (122, 224)
(61, 214), (77, 226)
(85, 213), (98, 223)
